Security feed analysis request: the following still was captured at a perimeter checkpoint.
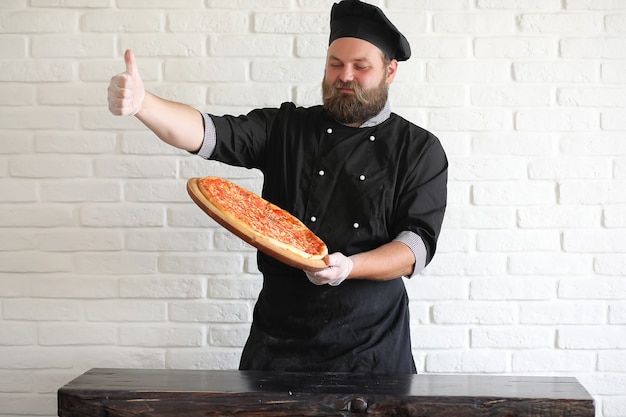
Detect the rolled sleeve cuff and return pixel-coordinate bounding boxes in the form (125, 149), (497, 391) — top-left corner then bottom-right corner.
(393, 231), (427, 279)
(193, 112), (217, 159)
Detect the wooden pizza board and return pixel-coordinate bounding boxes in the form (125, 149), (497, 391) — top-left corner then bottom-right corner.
(187, 177), (328, 271)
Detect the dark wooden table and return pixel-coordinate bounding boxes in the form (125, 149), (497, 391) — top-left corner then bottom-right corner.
(58, 368), (594, 416)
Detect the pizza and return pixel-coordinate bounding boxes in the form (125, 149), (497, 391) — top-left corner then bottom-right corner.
(187, 176), (328, 270)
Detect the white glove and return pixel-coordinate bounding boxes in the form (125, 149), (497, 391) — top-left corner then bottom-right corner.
(305, 252), (353, 286)
(107, 49), (145, 116)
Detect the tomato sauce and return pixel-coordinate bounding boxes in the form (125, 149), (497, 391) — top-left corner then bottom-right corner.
(200, 177), (325, 256)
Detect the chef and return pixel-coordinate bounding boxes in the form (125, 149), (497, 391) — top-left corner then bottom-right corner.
(108, 0), (447, 374)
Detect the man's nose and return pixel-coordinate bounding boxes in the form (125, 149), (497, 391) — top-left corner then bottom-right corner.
(339, 67), (354, 82)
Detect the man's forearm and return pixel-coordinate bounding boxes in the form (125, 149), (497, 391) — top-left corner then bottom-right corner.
(135, 92), (205, 153)
(349, 241), (415, 281)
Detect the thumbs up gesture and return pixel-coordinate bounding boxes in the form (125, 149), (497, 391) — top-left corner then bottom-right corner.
(108, 49), (145, 116)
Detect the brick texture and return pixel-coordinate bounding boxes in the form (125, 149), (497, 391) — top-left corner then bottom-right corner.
(0, 1), (625, 416)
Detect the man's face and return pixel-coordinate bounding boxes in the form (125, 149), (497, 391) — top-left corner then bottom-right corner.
(322, 37), (397, 126)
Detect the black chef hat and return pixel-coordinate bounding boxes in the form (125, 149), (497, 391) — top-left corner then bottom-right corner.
(329, 0), (411, 61)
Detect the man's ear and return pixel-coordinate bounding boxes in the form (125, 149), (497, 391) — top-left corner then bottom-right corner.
(386, 59), (399, 84)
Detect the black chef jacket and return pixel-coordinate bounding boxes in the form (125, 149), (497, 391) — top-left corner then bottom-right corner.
(205, 102), (447, 374)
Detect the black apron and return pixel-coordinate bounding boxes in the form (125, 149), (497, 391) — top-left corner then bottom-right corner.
(207, 103), (447, 374)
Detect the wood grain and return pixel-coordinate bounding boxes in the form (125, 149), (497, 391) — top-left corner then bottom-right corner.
(58, 368), (595, 417)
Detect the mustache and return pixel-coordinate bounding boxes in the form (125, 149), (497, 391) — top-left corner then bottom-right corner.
(326, 81), (372, 104)
(334, 80), (359, 90)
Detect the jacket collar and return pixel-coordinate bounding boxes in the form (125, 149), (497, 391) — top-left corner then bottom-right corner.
(359, 100), (391, 128)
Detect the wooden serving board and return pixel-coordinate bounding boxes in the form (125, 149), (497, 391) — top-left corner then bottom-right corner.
(187, 177), (328, 271)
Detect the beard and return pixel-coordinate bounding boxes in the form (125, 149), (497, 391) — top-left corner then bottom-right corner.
(322, 73), (389, 125)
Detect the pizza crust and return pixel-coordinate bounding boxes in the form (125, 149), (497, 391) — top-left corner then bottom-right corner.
(187, 177), (329, 271)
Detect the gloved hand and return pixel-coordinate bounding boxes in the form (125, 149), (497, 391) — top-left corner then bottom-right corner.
(305, 252), (353, 286)
(108, 49), (145, 116)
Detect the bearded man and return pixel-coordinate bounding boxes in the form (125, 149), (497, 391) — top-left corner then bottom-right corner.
(108, 0), (447, 374)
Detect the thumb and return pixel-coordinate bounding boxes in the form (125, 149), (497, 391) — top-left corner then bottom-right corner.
(124, 49), (137, 76)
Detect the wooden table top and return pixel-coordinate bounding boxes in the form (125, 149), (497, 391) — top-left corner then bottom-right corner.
(58, 368), (595, 417)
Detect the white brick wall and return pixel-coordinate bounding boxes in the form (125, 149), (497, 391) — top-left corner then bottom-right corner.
(0, 1), (624, 416)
